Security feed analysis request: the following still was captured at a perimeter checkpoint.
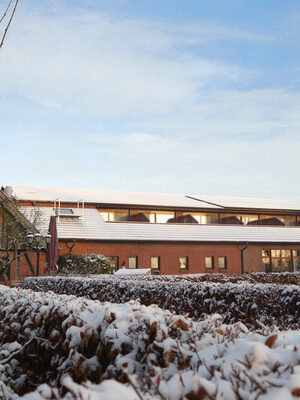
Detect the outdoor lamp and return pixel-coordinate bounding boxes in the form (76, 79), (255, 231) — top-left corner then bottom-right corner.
(26, 232), (51, 277)
(26, 233), (34, 245)
(34, 233), (41, 244)
(44, 233), (52, 245)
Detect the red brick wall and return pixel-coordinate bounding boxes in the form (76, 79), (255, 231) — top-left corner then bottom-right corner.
(58, 241), (256, 275)
(0, 251), (47, 284)
(59, 240), (300, 275)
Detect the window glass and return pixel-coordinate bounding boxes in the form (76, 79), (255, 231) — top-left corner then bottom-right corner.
(282, 259), (292, 272)
(271, 259), (281, 272)
(262, 258), (271, 272)
(281, 250), (291, 258)
(156, 211), (175, 223)
(293, 250), (300, 257)
(282, 216), (297, 226)
(218, 256), (226, 269)
(182, 213), (218, 224)
(128, 257), (137, 269)
(99, 209), (129, 222)
(260, 216), (285, 226)
(262, 216), (296, 226)
(130, 210), (156, 222)
(262, 250), (270, 257)
(179, 257), (188, 269)
(241, 215), (259, 225)
(57, 209), (74, 215)
(271, 250), (281, 258)
(109, 210), (129, 221)
(220, 214), (258, 225)
(294, 258), (300, 272)
(151, 257), (160, 269)
(99, 211), (109, 221)
(205, 256), (214, 269)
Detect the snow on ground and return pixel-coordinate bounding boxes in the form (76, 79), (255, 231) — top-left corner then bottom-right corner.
(0, 285), (300, 399)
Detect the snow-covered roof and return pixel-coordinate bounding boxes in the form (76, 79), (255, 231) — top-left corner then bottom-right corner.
(10, 185), (300, 212)
(12, 185), (220, 209)
(191, 194), (300, 211)
(21, 206), (300, 243)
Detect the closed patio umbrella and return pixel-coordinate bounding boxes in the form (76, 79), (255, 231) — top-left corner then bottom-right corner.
(46, 215), (59, 273)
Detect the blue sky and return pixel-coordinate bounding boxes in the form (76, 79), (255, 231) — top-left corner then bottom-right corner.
(0, 0), (300, 198)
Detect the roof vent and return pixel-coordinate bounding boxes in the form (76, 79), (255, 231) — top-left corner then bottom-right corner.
(4, 186), (13, 197)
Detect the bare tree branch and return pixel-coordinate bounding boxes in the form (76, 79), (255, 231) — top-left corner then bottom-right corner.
(0, 0), (18, 49)
(0, 0), (13, 24)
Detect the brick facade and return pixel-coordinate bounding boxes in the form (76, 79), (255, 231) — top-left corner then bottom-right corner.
(59, 240), (300, 275)
(1, 251), (47, 284)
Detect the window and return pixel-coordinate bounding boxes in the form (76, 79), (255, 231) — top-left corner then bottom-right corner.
(54, 208), (79, 218)
(151, 256), (160, 270)
(260, 216), (285, 226)
(262, 250), (271, 272)
(263, 249), (292, 272)
(182, 212), (218, 224)
(56, 208), (74, 215)
(128, 256), (138, 269)
(179, 257), (188, 270)
(128, 210), (154, 223)
(218, 256), (227, 269)
(156, 211), (175, 223)
(273, 250), (291, 272)
(293, 250), (300, 272)
(220, 214), (258, 225)
(99, 209), (129, 222)
(261, 215), (297, 226)
(205, 256), (214, 269)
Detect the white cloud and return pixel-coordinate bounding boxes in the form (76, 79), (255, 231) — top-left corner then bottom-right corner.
(0, 5), (253, 119)
(1, 2), (300, 198)
(136, 88), (300, 141)
(80, 130), (300, 197)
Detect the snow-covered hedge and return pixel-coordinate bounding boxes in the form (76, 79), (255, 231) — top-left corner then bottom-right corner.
(23, 275), (300, 329)
(57, 253), (112, 275)
(1, 285), (300, 399)
(129, 271), (300, 286)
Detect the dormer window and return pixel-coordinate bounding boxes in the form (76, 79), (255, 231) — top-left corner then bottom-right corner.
(56, 209), (74, 216)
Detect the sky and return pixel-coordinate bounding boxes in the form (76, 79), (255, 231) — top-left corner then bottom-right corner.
(0, 0), (300, 198)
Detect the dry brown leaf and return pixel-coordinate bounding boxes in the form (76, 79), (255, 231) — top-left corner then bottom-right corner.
(292, 388), (300, 397)
(163, 350), (175, 365)
(265, 334), (278, 348)
(185, 386), (208, 400)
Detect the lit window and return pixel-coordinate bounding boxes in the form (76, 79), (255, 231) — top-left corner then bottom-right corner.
(151, 257), (160, 269)
(179, 257), (188, 270)
(218, 256), (227, 269)
(128, 210), (153, 222)
(128, 257), (138, 269)
(268, 249), (292, 272)
(156, 211), (175, 223)
(205, 257), (214, 269)
(220, 214), (258, 225)
(99, 209), (129, 222)
(262, 250), (271, 272)
(182, 213), (218, 224)
(293, 250), (300, 272)
(271, 250), (281, 258)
